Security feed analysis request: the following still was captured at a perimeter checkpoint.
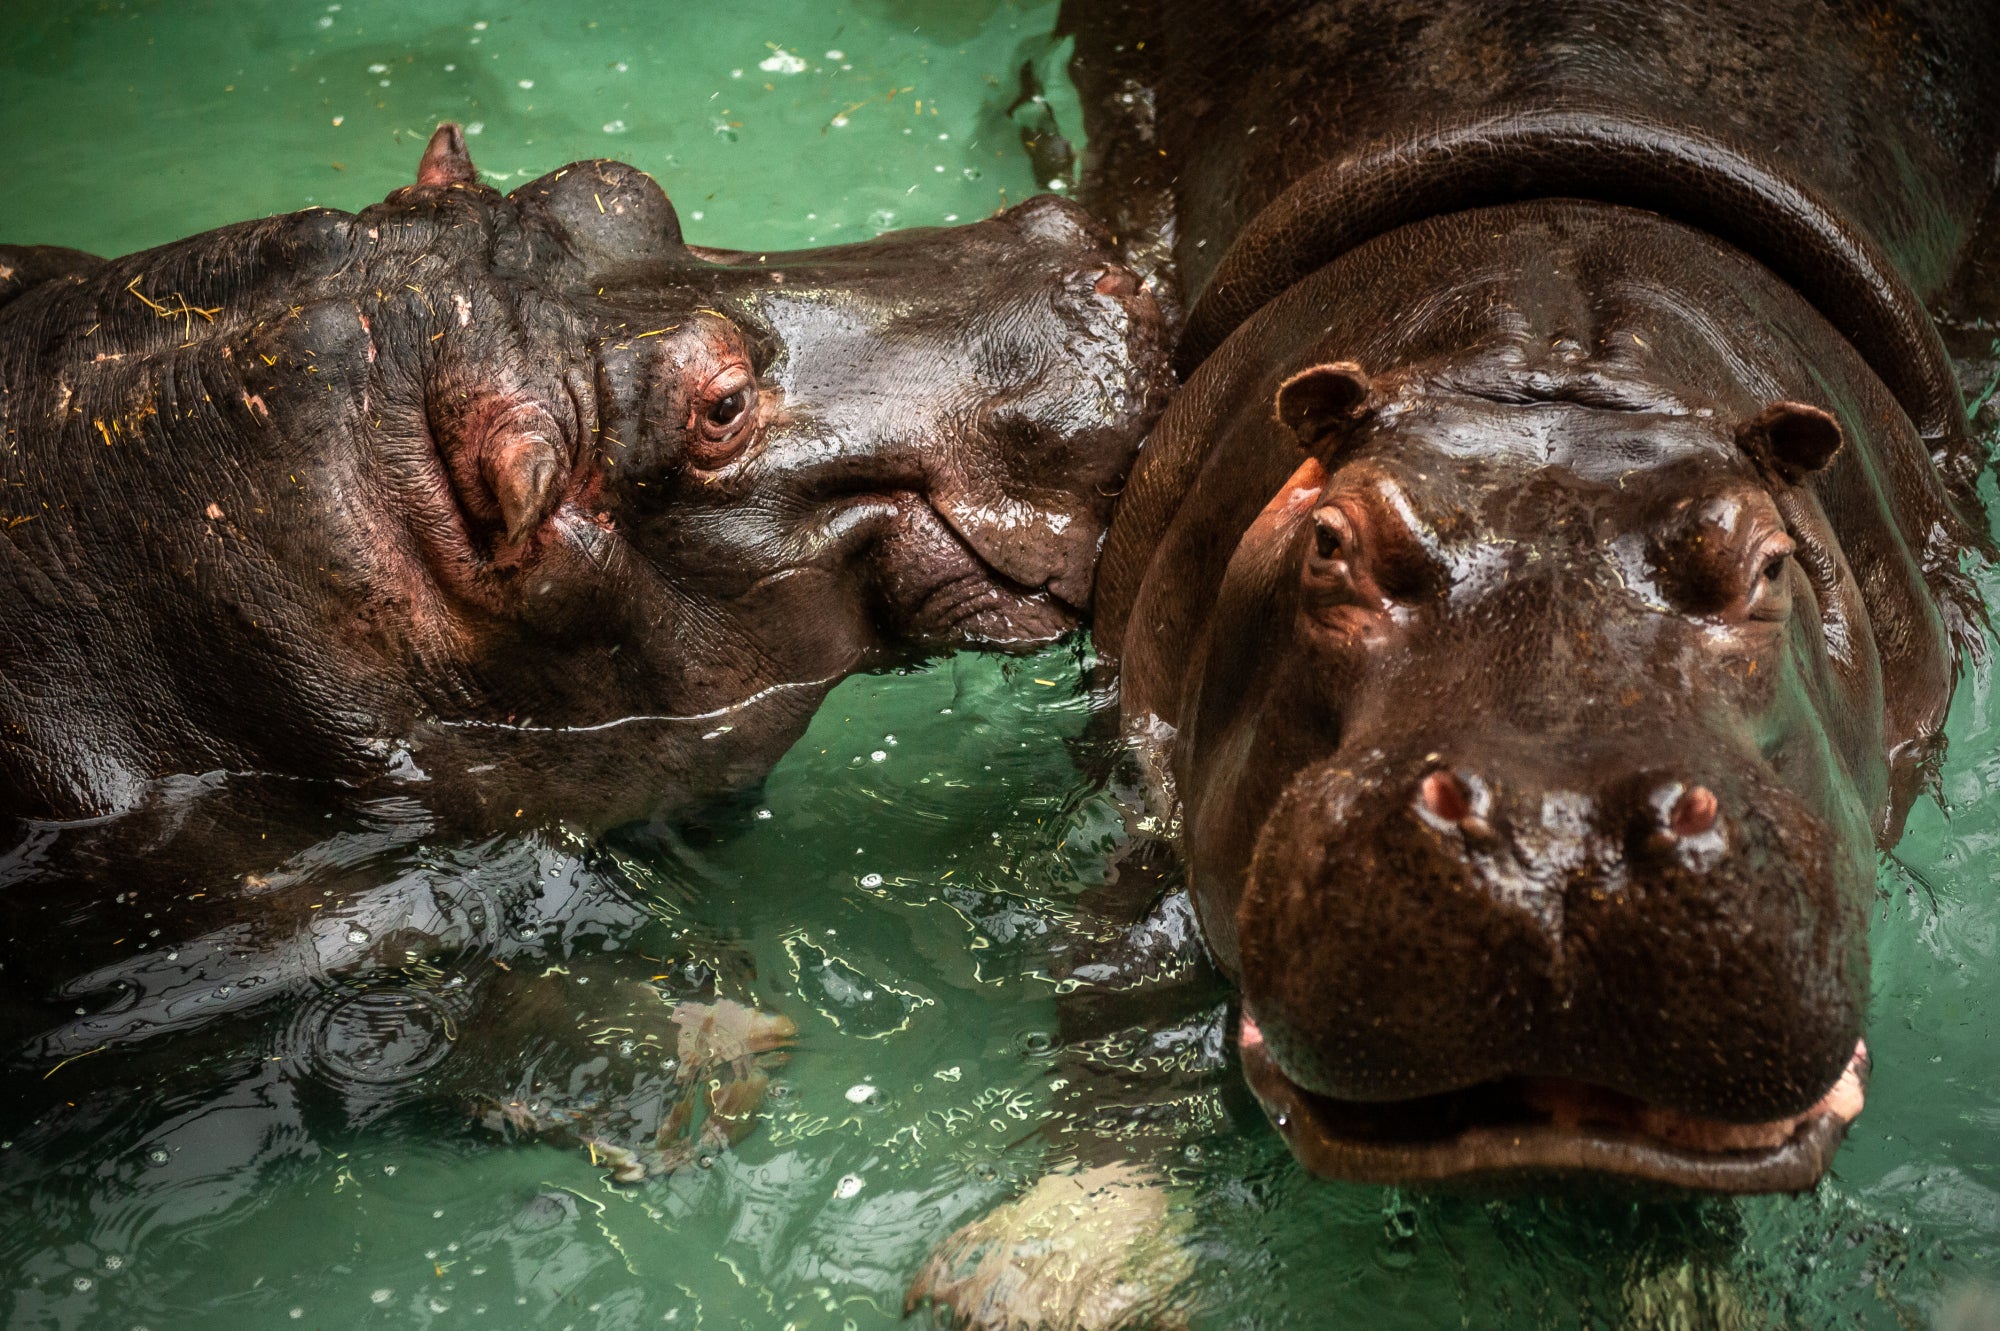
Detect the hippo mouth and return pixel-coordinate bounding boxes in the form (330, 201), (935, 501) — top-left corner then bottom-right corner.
(1238, 1012), (1868, 1194)
(873, 492), (1088, 647)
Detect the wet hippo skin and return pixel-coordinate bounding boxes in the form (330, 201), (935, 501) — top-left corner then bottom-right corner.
(1067, 0), (2000, 1195)
(0, 125), (1169, 828)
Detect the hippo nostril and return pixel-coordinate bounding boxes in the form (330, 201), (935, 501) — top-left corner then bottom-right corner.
(1093, 267), (1139, 299)
(1418, 768), (1475, 822)
(1669, 784), (1719, 838)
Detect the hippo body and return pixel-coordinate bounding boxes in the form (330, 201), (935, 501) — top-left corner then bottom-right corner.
(0, 128), (1167, 827)
(1062, 0), (2000, 1193)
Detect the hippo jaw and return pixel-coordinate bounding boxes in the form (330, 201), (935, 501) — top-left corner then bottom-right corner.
(1238, 1013), (1868, 1193)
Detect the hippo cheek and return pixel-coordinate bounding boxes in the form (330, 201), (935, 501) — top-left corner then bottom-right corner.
(1229, 751), (1874, 1193)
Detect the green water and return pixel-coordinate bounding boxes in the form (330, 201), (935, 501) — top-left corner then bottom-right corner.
(3, 2), (1999, 1328)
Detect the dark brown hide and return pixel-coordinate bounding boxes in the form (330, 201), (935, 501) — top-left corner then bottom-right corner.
(0, 128), (1169, 826)
(1068, 0), (1999, 1192)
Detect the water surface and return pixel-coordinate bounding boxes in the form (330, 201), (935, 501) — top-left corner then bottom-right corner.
(3, 2), (1998, 1328)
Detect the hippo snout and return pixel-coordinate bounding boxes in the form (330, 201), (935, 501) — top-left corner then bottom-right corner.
(1233, 744), (1871, 1132)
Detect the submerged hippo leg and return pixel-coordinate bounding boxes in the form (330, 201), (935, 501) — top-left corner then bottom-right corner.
(908, 1164), (1195, 1331)
(911, 827), (1231, 1330)
(449, 959), (794, 1181)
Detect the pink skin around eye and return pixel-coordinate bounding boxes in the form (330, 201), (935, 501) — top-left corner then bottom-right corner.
(685, 363), (758, 465)
(1245, 457), (1329, 551)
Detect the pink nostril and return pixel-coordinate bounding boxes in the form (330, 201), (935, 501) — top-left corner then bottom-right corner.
(1669, 784), (1719, 838)
(1093, 267), (1139, 298)
(1419, 769), (1472, 823)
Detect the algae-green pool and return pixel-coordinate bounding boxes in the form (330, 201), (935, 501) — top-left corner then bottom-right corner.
(3, 2), (1998, 1327)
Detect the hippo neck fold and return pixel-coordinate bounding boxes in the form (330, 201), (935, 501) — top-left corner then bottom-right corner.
(1174, 106), (1980, 517)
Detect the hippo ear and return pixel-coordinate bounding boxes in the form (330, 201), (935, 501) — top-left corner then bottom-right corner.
(416, 123), (480, 189)
(484, 429), (565, 546)
(1275, 362), (1374, 461)
(1736, 401), (1842, 483)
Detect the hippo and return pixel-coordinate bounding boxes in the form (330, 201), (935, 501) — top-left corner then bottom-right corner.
(916, 6), (2000, 1322)
(1065, 0), (2000, 1195)
(0, 124), (1167, 829)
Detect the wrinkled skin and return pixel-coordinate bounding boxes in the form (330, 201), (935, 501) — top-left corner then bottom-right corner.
(0, 125), (1168, 827)
(1061, 0), (2000, 1198)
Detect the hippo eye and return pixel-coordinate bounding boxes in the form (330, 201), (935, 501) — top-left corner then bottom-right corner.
(1741, 532), (1797, 620)
(688, 368), (760, 465)
(708, 390), (748, 429)
(1312, 511), (1346, 560)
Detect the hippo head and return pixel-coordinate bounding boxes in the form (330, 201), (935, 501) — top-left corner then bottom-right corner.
(229, 126), (1169, 821)
(1098, 199), (1990, 1193)
(1181, 361), (1878, 1190)
(394, 123), (1163, 645)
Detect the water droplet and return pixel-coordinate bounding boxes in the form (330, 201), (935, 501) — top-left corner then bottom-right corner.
(517, 79), (534, 89)
(833, 1173), (863, 1199)
(844, 1083), (877, 1104)
(870, 750), (887, 762)
(825, 49), (845, 60)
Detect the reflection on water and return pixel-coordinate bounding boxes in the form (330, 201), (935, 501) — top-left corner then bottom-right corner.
(4, 0), (2000, 1327)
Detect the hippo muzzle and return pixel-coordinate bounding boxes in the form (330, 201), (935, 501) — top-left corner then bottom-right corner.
(1229, 728), (1873, 1192)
